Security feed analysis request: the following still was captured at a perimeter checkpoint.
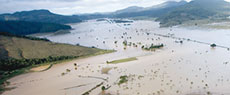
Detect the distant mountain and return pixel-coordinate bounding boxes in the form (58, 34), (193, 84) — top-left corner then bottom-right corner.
(96, 0), (229, 27)
(147, 1), (188, 9)
(156, 0), (230, 27)
(77, 13), (109, 20)
(0, 21), (71, 35)
(112, 1), (188, 18)
(2, 0), (229, 27)
(0, 9), (82, 24)
(114, 6), (144, 14)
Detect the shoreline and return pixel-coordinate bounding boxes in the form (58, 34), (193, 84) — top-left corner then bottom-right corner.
(0, 48), (115, 94)
(2, 19), (230, 95)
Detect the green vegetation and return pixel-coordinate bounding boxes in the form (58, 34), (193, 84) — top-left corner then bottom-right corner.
(0, 9), (82, 24)
(100, 0), (230, 27)
(181, 19), (230, 28)
(149, 44), (164, 49)
(114, 41), (118, 44)
(156, 7), (215, 27)
(106, 57), (137, 64)
(96, 19), (107, 22)
(118, 75), (128, 85)
(0, 35), (111, 59)
(0, 32), (50, 41)
(142, 44), (164, 50)
(112, 19), (133, 23)
(0, 56), (76, 92)
(156, 0), (230, 27)
(0, 56), (76, 71)
(0, 21), (71, 35)
(210, 44), (217, 48)
(123, 40), (128, 46)
(112, 1), (187, 19)
(101, 86), (106, 91)
(0, 67), (26, 92)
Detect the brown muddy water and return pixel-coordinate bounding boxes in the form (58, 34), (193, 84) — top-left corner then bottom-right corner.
(3, 19), (230, 95)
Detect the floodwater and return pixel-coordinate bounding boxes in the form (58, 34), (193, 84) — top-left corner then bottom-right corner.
(3, 19), (230, 95)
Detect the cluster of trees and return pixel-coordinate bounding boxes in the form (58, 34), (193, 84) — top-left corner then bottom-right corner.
(0, 32), (50, 41)
(156, 7), (215, 27)
(0, 56), (77, 88)
(0, 56), (77, 72)
(0, 21), (71, 35)
(210, 44), (217, 47)
(112, 20), (133, 23)
(155, 0), (230, 27)
(142, 44), (164, 50)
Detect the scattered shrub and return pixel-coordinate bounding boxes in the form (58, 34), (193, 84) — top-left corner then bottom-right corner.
(210, 44), (216, 48)
(118, 75), (128, 85)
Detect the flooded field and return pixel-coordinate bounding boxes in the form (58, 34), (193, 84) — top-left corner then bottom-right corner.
(3, 19), (230, 95)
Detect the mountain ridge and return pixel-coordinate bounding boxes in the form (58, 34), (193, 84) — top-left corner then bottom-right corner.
(0, 9), (82, 24)
(0, 0), (229, 27)
(111, 0), (188, 18)
(0, 20), (72, 35)
(156, 0), (230, 27)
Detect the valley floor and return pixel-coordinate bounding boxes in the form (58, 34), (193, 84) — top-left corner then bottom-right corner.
(3, 19), (230, 95)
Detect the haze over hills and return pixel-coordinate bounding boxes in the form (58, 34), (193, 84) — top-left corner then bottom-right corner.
(114, 6), (145, 14)
(110, 0), (230, 27)
(0, 10), (82, 24)
(0, 0), (229, 28)
(111, 0), (188, 18)
(81, 0), (229, 27)
(156, 0), (230, 27)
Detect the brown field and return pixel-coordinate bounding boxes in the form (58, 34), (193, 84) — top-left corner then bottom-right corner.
(0, 35), (113, 59)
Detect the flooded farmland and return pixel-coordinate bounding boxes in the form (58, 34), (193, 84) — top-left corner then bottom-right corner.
(3, 19), (230, 95)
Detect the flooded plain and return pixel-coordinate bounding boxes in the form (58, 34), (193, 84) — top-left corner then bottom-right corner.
(3, 19), (230, 95)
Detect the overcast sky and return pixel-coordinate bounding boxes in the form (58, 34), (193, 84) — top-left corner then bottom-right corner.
(0, 0), (229, 15)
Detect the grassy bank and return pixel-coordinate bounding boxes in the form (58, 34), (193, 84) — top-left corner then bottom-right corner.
(107, 57), (137, 64)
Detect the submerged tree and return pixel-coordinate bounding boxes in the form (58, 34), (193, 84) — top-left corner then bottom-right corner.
(210, 44), (217, 48)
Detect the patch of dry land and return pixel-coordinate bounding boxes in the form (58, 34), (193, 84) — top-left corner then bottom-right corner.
(3, 19), (230, 95)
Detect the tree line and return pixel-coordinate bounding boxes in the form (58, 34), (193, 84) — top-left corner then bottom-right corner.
(0, 32), (50, 41)
(0, 56), (77, 72)
(0, 21), (71, 35)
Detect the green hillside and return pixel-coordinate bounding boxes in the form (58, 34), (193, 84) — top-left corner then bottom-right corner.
(156, 0), (230, 27)
(0, 34), (113, 91)
(0, 35), (110, 59)
(0, 21), (72, 35)
(0, 10), (82, 24)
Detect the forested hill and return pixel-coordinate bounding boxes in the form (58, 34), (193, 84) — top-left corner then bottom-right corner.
(156, 0), (230, 27)
(80, 0), (230, 27)
(0, 9), (82, 24)
(112, 1), (187, 18)
(0, 21), (71, 35)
